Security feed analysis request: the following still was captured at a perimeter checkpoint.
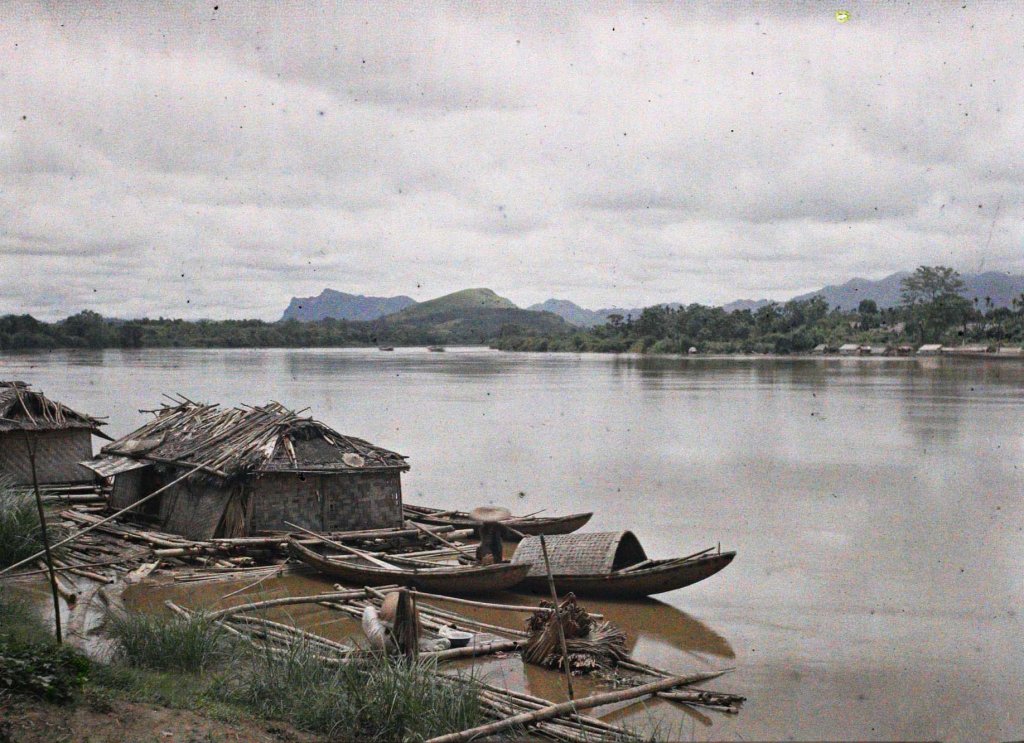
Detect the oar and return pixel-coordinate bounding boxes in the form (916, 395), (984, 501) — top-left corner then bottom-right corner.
(504, 508), (546, 521)
(407, 520), (476, 561)
(285, 521), (398, 571)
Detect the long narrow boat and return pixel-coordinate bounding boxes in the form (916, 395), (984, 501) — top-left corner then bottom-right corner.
(403, 504), (592, 539)
(287, 539), (530, 595)
(510, 531), (735, 599)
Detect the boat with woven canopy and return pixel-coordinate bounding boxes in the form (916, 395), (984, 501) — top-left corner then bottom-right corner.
(287, 538), (531, 596)
(403, 504), (592, 539)
(510, 531), (734, 598)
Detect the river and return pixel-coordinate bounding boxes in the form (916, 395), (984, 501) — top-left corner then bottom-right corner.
(3, 348), (1022, 741)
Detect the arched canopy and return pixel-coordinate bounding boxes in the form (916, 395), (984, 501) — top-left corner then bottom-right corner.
(511, 531), (648, 576)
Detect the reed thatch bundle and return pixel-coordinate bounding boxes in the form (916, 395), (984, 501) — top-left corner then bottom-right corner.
(523, 594), (627, 675)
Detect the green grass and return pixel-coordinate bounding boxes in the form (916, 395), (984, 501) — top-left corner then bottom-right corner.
(0, 586), (89, 704)
(105, 610), (238, 673)
(102, 609), (483, 741)
(0, 477), (57, 568)
(214, 642), (482, 742)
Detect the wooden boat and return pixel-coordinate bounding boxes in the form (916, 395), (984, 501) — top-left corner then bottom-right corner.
(510, 531), (734, 599)
(287, 539), (531, 595)
(427, 346), (446, 352)
(378, 346), (395, 351)
(403, 504), (592, 539)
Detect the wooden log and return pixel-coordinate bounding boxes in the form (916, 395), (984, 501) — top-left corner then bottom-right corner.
(425, 672), (722, 743)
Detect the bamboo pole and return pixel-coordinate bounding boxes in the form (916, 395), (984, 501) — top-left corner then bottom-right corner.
(284, 522), (398, 570)
(22, 432), (62, 644)
(0, 462), (208, 577)
(540, 534), (574, 701)
(425, 673), (716, 743)
(407, 520), (475, 560)
(374, 588), (603, 620)
(205, 588), (374, 621)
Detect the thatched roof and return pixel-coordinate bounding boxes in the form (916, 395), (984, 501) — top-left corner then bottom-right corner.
(0, 381), (108, 436)
(100, 397), (408, 480)
(511, 531), (648, 576)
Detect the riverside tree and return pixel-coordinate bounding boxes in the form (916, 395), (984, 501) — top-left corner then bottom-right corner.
(900, 265), (972, 342)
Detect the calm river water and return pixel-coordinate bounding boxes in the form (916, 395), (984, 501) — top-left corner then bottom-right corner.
(3, 348), (1022, 741)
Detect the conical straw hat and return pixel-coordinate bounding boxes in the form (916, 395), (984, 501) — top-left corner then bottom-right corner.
(469, 506), (512, 523)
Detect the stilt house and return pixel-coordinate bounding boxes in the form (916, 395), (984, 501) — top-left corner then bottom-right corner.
(83, 398), (409, 540)
(0, 381), (109, 485)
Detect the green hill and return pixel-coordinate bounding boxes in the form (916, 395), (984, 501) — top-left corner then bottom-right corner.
(371, 288), (570, 345)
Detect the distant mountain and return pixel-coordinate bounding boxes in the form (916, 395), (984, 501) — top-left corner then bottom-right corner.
(372, 288), (571, 343)
(792, 271), (1024, 310)
(721, 298), (770, 313)
(527, 299), (663, 327)
(281, 289), (416, 322)
(527, 300), (607, 327)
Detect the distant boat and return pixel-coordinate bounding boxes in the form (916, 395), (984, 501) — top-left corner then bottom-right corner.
(403, 504), (592, 540)
(288, 539), (530, 595)
(510, 531), (735, 599)
(378, 346), (395, 351)
(427, 346), (446, 352)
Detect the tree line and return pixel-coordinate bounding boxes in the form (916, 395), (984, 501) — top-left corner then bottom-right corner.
(494, 266), (1024, 354)
(2, 266), (1022, 353)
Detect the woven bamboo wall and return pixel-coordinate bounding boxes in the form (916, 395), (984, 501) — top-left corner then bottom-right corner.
(0, 429), (94, 485)
(249, 470), (403, 533)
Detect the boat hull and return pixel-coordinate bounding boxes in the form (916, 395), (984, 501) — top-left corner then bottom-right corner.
(403, 506), (592, 540)
(288, 540), (530, 595)
(512, 552), (736, 599)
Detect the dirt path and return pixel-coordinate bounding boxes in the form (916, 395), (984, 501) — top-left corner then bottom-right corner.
(0, 696), (318, 743)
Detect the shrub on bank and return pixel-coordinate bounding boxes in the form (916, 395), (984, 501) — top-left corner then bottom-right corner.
(0, 587), (89, 704)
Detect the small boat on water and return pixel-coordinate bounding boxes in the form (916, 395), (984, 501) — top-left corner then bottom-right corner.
(288, 538), (531, 595)
(427, 346), (446, 352)
(378, 346), (395, 351)
(403, 504), (592, 539)
(510, 531), (734, 599)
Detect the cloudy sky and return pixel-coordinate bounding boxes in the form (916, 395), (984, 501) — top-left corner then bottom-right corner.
(2, 1), (1022, 320)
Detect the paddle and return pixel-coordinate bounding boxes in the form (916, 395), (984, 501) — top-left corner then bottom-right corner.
(285, 521), (399, 571)
(407, 520), (476, 561)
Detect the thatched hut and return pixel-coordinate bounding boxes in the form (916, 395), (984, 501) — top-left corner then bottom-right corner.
(0, 381), (109, 485)
(82, 398), (409, 540)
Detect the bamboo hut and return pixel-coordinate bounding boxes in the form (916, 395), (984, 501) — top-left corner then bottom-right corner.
(0, 381), (109, 485)
(82, 397), (409, 540)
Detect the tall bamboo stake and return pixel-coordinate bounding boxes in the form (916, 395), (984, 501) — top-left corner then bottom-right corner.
(539, 534), (573, 701)
(22, 431), (62, 644)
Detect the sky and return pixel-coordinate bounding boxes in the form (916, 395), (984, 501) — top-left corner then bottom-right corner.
(2, 1), (1023, 320)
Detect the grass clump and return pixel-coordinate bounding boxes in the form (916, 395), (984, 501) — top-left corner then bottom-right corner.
(0, 477), (55, 569)
(216, 643), (482, 742)
(106, 610), (237, 673)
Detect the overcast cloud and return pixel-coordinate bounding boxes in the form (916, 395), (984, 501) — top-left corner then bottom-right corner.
(2, 1), (1022, 320)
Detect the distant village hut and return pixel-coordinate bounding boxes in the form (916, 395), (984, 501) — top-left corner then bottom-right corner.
(0, 381), (110, 485)
(83, 399), (409, 540)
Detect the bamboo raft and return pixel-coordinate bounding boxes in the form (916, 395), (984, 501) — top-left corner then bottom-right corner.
(164, 586), (743, 741)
